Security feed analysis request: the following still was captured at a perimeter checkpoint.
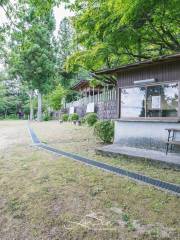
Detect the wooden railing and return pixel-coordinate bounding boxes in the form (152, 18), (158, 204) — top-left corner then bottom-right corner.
(65, 88), (117, 108)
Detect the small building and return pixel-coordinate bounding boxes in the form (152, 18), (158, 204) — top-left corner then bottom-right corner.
(95, 53), (180, 152)
(66, 80), (117, 119)
(71, 80), (103, 98)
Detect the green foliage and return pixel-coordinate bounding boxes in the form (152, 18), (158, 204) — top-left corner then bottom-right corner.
(8, 5), (56, 94)
(94, 120), (114, 143)
(55, 17), (88, 103)
(66, 0), (180, 78)
(4, 114), (19, 120)
(5, 1), (57, 121)
(61, 113), (69, 122)
(69, 113), (79, 121)
(43, 114), (51, 121)
(49, 84), (66, 110)
(0, 75), (29, 118)
(80, 116), (86, 125)
(84, 113), (98, 126)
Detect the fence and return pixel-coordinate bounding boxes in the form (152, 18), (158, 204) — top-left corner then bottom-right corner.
(66, 88), (117, 108)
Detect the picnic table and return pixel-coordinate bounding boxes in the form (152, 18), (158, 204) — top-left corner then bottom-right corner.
(165, 128), (180, 155)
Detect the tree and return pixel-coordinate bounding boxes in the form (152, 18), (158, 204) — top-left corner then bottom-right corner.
(49, 84), (66, 110)
(8, 2), (56, 121)
(55, 17), (75, 88)
(0, 72), (29, 118)
(66, 0), (180, 79)
(55, 17), (89, 103)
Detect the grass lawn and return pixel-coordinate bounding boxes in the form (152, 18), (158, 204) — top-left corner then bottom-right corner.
(0, 120), (179, 239)
(32, 121), (180, 185)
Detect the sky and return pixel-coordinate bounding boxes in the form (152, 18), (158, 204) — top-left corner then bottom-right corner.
(54, 3), (74, 36)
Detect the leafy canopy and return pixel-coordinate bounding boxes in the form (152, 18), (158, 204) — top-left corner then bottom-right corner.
(48, 84), (67, 110)
(66, 0), (180, 73)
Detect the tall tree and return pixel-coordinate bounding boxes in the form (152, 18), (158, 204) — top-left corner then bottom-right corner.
(8, 2), (56, 120)
(55, 17), (75, 88)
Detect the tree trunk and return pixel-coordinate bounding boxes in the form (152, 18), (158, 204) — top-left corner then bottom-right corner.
(37, 90), (42, 121)
(137, 37), (142, 61)
(29, 90), (34, 121)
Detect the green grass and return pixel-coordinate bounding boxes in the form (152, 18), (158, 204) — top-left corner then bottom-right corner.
(31, 122), (180, 185)
(0, 145), (179, 239)
(0, 121), (179, 239)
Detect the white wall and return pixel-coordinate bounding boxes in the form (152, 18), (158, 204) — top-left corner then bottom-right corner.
(114, 120), (180, 151)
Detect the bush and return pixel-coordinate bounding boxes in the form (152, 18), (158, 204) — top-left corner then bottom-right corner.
(69, 113), (79, 121)
(80, 117), (86, 125)
(43, 114), (51, 121)
(94, 120), (114, 143)
(61, 114), (68, 122)
(5, 114), (19, 120)
(84, 113), (98, 126)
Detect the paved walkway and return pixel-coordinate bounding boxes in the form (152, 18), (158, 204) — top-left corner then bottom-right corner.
(28, 125), (180, 196)
(96, 144), (180, 169)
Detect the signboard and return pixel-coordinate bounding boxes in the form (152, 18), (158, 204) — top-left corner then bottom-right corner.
(152, 96), (161, 109)
(69, 106), (75, 114)
(86, 102), (95, 113)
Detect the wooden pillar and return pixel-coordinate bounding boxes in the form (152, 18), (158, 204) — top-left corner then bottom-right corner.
(106, 86), (108, 101)
(97, 88), (100, 102)
(103, 86), (106, 101)
(89, 88), (91, 103)
(178, 82), (180, 119)
(93, 86), (95, 102)
(86, 87), (88, 104)
(117, 87), (121, 119)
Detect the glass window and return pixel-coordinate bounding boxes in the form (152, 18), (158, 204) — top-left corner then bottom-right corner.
(121, 83), (179, 118)
(146, 83), (178, 117)
(121, 87), (146, 117)
(146, 85), (163, 117)
(162, 83), (178, 117)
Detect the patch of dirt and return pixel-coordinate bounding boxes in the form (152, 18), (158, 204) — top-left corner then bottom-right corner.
(0, 121), (30, 150)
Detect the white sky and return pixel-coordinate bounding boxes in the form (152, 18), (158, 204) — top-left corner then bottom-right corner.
(0, 3), (74, 34)
(54, 3), (74, 36)
(0, 7), (7, 26)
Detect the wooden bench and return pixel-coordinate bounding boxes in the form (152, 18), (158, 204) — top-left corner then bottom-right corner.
(165, 128), (180, 155)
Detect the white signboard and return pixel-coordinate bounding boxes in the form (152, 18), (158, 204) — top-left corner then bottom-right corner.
(152, 96), (161, 109)
(86, 102), (95, 113)
(69, 106), (75, 114)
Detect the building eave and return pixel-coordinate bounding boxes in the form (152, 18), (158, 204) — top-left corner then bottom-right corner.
(94, 53), (180, 75)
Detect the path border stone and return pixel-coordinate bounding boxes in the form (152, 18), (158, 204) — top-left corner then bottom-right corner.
(28, 125), (180, 196)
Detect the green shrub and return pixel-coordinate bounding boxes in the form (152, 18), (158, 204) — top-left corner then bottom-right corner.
(94, 120), (114, 143)
(85, 113), (98, 126)
(43, 114), (51, 121)
(5, 114), (19, 120)
(69, 113), (79, 121)
(61, 114), (69, 122)
(80, 117), (86, 125)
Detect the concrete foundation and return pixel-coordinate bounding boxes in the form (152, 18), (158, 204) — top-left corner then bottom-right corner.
(114, 120), (180, 152)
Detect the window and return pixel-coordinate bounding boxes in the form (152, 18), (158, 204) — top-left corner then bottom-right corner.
(121, 87), (146, 117)
(121, 83), (179, 118)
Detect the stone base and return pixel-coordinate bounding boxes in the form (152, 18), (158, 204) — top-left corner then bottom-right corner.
(114, 120), (180, 152)
(96, 144), (180, 169)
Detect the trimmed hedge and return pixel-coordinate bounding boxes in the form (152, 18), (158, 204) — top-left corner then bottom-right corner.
(84, 113), (98, 126)
(43, 114), (51, 121)
(69, 113), (79, 121)
(61, 114), (69, 122)
(94, 120), (114, 143)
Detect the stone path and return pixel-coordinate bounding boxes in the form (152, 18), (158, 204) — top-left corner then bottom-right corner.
(28, 125), (180, 196)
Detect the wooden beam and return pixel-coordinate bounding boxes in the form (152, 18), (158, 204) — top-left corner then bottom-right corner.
(117, 88), (121, 118)
(178, 82), (180, 119)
